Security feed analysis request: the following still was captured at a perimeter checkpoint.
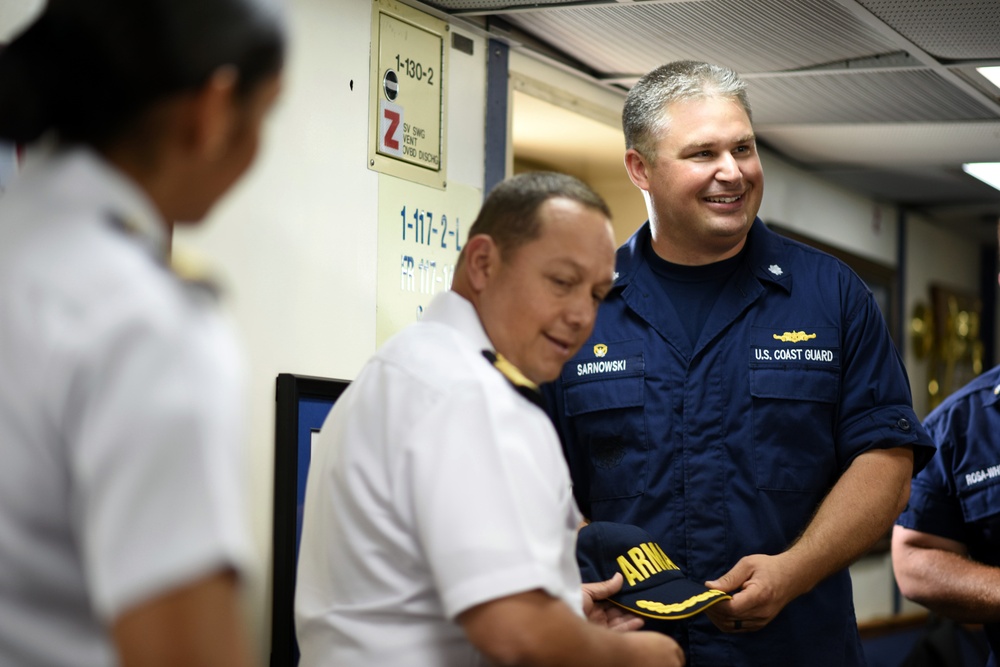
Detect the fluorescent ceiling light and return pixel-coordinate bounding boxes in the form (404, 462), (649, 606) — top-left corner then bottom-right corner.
(977, 66), (1000, 89)
(963, 162), (1000, 192)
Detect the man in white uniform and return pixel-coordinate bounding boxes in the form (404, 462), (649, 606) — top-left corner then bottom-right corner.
(295, 172), (685, 667)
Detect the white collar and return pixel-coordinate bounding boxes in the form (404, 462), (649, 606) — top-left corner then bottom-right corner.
(422, 290), (494, 353)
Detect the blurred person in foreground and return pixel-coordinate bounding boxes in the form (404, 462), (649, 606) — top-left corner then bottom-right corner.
(0, 1), (284, 665)
(295, 171), (685, 667)
(543, 60), (935, 665)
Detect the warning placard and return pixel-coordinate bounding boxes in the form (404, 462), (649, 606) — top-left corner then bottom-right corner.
(379, 99), (404, 157)
(368, 0), (447, 190)
(376, 176), (480, 346)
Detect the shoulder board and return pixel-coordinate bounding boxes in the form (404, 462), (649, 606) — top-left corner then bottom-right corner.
(482, 349), (545, 410)
(170, 249), (221, 299)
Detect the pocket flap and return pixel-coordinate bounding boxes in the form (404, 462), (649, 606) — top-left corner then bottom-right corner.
(750, 367), (839, 403)
(960, 478), (1000, 523)
(565, 374), (644, 416)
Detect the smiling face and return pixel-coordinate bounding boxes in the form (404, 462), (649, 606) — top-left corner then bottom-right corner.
(626, 95), (763, 265)
(474, 197), (617, 385)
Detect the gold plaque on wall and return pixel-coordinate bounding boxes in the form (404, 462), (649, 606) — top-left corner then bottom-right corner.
(368, 0), (448, 190)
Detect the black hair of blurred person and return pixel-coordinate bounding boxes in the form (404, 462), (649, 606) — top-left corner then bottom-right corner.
(0, 0), (286, 149)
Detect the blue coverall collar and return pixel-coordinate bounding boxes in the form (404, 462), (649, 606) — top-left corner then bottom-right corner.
(613, 218), (793, 295)
(980, 376), (1000, 409)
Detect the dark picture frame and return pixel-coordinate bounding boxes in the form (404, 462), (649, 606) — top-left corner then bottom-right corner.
(271, 373), (350, 667)
(926, 284), (983, 410)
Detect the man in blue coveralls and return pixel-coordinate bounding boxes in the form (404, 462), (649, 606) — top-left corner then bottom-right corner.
(543, 60), (935, 666)
(892, 228), (1000, 667)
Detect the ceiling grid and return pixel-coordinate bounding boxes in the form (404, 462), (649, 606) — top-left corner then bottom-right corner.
(859, 0), (1000, 59)
(421, 0), (1000, 231)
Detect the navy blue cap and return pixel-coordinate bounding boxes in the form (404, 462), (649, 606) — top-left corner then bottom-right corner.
(577, 521), (730, 620)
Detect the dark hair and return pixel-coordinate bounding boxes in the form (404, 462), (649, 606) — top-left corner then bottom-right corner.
(0, 0), (286, 147)
(463, 171), (611, 260)
(623, 60), (751, 160)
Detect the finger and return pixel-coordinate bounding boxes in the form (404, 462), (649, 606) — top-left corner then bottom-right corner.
(582, 572), (624, 602)
(586, 600), (643, 631)
(713, 617), (754, 634)
(604, 605), (645, 632)
(702, 601), (747, 633)
(701, 598), (734, 621)
(608, 613), (645, 633)
(706, 592), (768, 627)
(717, 609), (775, 634)
(729, 617), (768, 633)
(704, 612), (738, 633)
(705, 559), (752, 592)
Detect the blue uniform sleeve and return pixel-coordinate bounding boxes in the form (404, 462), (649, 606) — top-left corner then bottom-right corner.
(896, 409), (964, 541)
(835, 285), (935, 473)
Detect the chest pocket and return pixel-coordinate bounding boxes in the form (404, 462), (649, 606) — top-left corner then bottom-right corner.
(749, 326), (841, 492)
(958, 479), (1000, 564)
(562, 339), (647, 502)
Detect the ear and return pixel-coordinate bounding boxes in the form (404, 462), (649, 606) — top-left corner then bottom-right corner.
(459, 234), (500, 294)
(189, 66), (240, 160)
(624, 148), (652, 191)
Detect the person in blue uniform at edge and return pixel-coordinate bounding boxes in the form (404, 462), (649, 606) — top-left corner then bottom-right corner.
(542, 60), (936, 666)
(893, 223), (1000, 667)
(0, 1), (283, 666)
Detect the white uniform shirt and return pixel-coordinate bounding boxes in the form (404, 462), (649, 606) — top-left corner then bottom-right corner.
(295, 290), (584, 667)
(0, 148), (251, 666)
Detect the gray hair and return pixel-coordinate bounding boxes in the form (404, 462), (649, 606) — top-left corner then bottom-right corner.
(623, 61), (751, 160)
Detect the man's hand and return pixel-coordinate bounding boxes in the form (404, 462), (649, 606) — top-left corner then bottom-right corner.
(893, 525), (1000, 623)
(702, 553), (808, 633)
(460, 588), (684, 666)
(704, 447), (914, 634)
(582, 572), (645, 632)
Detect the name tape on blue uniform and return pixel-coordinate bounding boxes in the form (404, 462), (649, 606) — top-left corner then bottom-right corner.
(752, 328), (839, 364)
